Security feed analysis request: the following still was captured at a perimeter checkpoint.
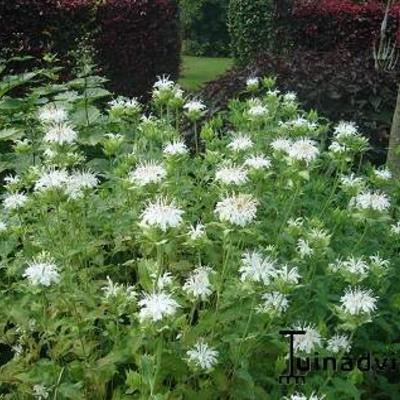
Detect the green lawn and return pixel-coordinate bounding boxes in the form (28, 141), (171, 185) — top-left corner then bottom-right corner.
(179, 56), (233, 91)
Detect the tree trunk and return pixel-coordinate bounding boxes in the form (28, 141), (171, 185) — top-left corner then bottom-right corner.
(387, 84), (400, 176)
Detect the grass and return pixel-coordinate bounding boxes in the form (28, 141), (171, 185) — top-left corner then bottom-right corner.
(178, 56), (233, 91)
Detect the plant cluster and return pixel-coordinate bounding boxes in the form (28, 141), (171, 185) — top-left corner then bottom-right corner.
(0, 63), (400, 399)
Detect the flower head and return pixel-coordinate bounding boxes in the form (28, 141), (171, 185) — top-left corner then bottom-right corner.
(215, 163), (248, 185)
(129, 161), (167, 187)
(244, 154), (272, 170)
(327, 334), (351, 354)
(215, 193), (258, 227)
(44, 123), (77, 145)
(188, 222), (206, 241)
(239, 250), (276, 285)
(257, 291), (289, 315)
(340, 287), (378, 316)
(287, 138), (319, 164)
(34, 169), (69, 192)
(163, 140), (188, 157)
(3, 193), (28, 211)
(141, 197), (184, 232)
(38, 104), (68, 125)
(227, 134), (253, 152)
(183, 266), (214, 301)
(23, 254), (60, 287)
(138, 291), (180, 323)
(65, 170), (98, 199)
(186, 341), (218, 371)
(101, 276), (136, 301)
(350, 190), (390, 212)
(292, 323), (322, 354)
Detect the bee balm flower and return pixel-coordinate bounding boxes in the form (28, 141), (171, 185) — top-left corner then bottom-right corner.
(186, 341), (218, 371)
(129, 161), (167, 187)
(340, 287), (378, 316)
(140, 197), (184, 232)
(215, 193), (258, 227)
(138, 291), (180, 323)
(23, 254), (60, 287)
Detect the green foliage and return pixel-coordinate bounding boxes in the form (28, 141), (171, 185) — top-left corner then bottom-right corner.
(0, 59), (400, 399)
(228, 0), (276, 66)
(180, 0), (230, 57)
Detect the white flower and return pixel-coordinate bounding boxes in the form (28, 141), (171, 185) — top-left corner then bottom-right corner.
(3, 193), (28, 210)
(138, 291), (180, 322)
(296, 239), (313, 258)
(0, 221), (7, 232)
(239, 250), (276, 285)
(183, 100), (206, 114)
(34, 169), (69, 192)
(285, 393), (325, 400)
(344, 256), (369, 275)
(272, 265), (301, 286)
(33, 384), (49, 399)
(188, 223), (206, 241)
(340, 287), (378, 316)
(4, 175), (20, 187)
(109, 97), (140, 111)
(163, 140), (188, 156)
(141, 197), (184, 232)
(153, 75), (175, 92)
(390, 221), (400, 235)
(329, 141), (346, 153)
(38, 104), (68, 125)
(327, 334), (351, 353)
(350, 190), (390, 212)
(283, 92), (297, 103)
(267, 89), (280, 97)
(101, 276), (136, 301)
(334, 121), (358, 139)
(281, 117), (317, 131)
(183, 266), (214, 301)
(12, 344), (23, 357)
(151, 272), (174, 291)
(270, 137), (292, 153)
(257, 291), (289, 314)
(287, 217), (304, 228)
(215, 163), (248, 185)
(244, 155), (272, 170)
(129, 161), (167, 187)
(215, 193), (258, 227)
(43, 148), (56, 159)
(373, 168), (392, 180)
(288, 138), (319, 164)
(23, 255), (60, 287)
(227, 134), (253, 152)
(65, 170), (98, 199)
(248, 104), (268, 118)
(340, 173), (364, 190)
(292, 323), (322, 354)
(186, 341), (218, 371)
(44, 123), (77, 145)
(246, 77), (259, 89)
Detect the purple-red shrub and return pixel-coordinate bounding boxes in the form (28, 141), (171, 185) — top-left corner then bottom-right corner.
(288, 0), (400, 52)
(0, 0), (93, 70)
(95, 0), (181, 98)
(0, 0), (181, 99)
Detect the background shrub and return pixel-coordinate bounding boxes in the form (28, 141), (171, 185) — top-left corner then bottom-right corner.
(95, 0), (181, 99)
(180, 0), (230, 57)
(228, 0), (277, 66)
(0, 0), (94, 72)
(287, 0), (400, 53)
(201, 49), (398, 163)
(0, 0), (181, 99)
